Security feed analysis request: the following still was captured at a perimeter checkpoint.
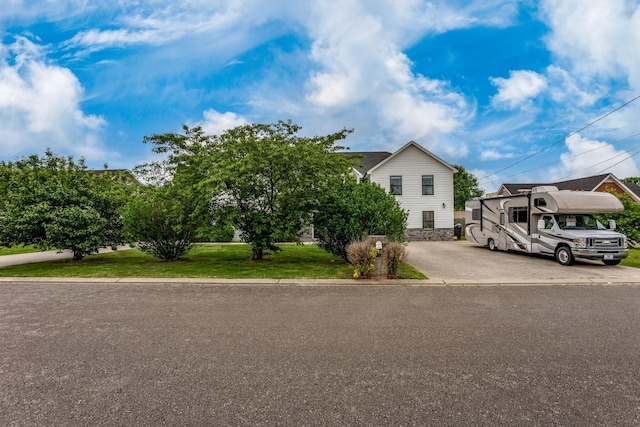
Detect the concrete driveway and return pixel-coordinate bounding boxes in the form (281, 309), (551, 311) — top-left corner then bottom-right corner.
(407, 240), (640, 285)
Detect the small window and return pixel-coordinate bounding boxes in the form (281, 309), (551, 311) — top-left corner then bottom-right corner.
(390, 176), (402, 195)
(472, 209), (481, 221)
(422, 211), (435, 230)
(422, 175), (434, 195)
(509, 207), (528, 223)
(534, 198), (546, 207)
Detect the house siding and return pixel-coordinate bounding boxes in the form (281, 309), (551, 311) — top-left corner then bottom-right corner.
(368, 144), (454, 238)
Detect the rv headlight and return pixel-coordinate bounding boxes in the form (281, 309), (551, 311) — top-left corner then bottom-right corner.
(573, 238), (587, 248)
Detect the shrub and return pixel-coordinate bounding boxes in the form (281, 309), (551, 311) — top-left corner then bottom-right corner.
(382, 242), (407, 276)
(346, 241), (377, 279)
(314, 180), (408, 261)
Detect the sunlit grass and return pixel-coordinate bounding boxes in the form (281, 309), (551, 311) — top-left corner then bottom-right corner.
(0, 243), (426, 280)
(621, 248), (640, 268)
(0, 245), (39, 256)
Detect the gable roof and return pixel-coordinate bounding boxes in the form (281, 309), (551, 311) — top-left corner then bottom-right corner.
(627, 182), (640, 198)
(346, 141), (456, 178)
(499, 173), (640, 202)
(345, 151), (392, 177)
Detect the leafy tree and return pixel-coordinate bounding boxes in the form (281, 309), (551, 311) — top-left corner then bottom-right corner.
(210, 122), (357, 260)
(596, 193), (640, 243)
(143, 121), (358, 260)
(0, 150), (131, 261)
(314, 180), (408, 261)
(453, 164), (483, 210)
(622, 177), (640, 185)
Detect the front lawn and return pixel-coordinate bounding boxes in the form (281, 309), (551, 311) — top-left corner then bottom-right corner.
(0, 245), (39, 256)
(0, 244), (426, 280)
(621, 248), (640, 268)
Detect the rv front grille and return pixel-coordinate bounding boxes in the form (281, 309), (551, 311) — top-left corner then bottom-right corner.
(587, 238), (623, 248)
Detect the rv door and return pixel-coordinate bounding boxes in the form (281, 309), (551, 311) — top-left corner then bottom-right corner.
(498, 209), (508, 250)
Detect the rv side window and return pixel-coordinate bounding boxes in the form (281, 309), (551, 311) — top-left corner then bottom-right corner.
(534, 198), (546, 207)
(499, 211), (505, 226)
(509, 207), (528, 223)
(472, 209), (481, 221)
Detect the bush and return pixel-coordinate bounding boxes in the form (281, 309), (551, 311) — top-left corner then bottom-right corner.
(314, 180), (408, 261)
(382, 242), (407, 276)
(123, 185), (198, 261)
(346, 241), (377, 279)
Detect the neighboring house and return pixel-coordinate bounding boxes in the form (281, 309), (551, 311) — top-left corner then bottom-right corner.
(496, 173), (640, 203)
(348, 141), (457, 241)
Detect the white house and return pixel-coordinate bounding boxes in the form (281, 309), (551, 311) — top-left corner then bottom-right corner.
(349, 141), (457, 241)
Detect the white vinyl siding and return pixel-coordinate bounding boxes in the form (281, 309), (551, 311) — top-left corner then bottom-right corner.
(368, 144), (454, 229)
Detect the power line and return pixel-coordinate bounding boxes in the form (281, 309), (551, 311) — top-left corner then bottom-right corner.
(497, 131), (640, 182)
(478, 94), (640, 182)
(592, 147), (640, 176)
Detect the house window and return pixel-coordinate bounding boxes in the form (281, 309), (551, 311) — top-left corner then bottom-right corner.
(390, 176), (402, 195)
(422, 211), (435, 230)
(422, 175), (434, 195)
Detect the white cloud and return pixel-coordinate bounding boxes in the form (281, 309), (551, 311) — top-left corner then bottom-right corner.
(490, 70), (547, 109)
(480, 149), (516, 161)
(198, 109), (248, 135)
(298, 0), (474, 150)
(541, 0), (640, 82)
(551, 133), (639, 180)
(0, 36), (108, 162)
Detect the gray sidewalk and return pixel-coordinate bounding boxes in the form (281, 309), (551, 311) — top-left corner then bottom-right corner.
(0, 246), (132, 268)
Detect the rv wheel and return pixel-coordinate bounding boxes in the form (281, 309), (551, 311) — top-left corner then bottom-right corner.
(488, 239), (497, 251)
(555, 246), (574, 266)
(603, 259), (621, 266)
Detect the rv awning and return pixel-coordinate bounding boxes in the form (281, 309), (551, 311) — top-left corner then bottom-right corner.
(548, 191), (624, 214)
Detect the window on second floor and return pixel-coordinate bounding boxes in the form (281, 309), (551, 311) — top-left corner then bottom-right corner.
(390, 176), (402, 195)
(422, 175), (434, 195)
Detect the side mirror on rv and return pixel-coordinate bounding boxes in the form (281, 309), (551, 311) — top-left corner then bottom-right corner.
(537, 219), (545, 230)
(609, 219), (616, 230)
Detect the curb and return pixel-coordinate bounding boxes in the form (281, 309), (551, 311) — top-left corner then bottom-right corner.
(1, 277), (639, 287)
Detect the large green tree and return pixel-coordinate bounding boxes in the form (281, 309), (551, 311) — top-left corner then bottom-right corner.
(453, 164), (483, 210)
(0, 150), (131, 261)
(313, 180), (408, 261)
(596, 193), (640, 243)
(143, 121), (358, 260)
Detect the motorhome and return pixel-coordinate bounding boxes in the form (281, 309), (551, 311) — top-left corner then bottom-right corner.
(465, 186), (628, 266)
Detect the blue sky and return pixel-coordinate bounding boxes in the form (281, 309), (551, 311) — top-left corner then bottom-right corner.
(1, 0), (639, 192)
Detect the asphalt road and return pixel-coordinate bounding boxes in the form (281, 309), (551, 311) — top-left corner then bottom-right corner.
(2, 282), (639, 426)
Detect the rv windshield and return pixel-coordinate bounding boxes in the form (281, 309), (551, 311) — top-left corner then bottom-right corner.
(555, 214), (605, 230)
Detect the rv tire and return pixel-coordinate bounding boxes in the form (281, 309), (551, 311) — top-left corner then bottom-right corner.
(488, 239), (497, 251)
(603, 259), (621, 266)
(555, 245), (574, 266)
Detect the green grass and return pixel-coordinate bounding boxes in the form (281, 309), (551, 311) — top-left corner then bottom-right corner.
(0, 245), (39, 256)
(0, 244), (426, 280)
(621, 248), (640, 268)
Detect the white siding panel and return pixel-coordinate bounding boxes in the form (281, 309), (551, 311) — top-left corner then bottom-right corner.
(369, 145), (454, 229)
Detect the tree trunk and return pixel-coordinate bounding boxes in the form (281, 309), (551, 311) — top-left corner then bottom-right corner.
(252, 248), (263, 260)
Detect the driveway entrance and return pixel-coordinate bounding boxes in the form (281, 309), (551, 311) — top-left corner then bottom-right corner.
(407, 240), (640, 285)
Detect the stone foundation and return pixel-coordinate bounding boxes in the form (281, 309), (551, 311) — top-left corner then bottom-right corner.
(405, 228), (454, 241)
